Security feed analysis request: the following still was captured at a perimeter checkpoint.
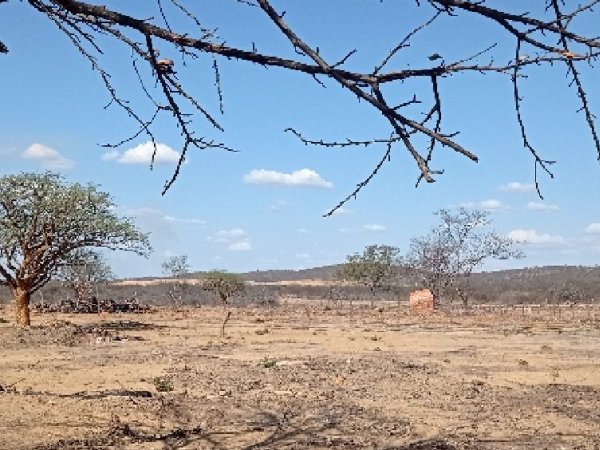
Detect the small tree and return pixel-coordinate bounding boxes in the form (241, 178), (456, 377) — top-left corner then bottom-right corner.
(161, 255), (190, 307)
(0, 172), (151, 326)
(406, 208), (522, 308)
(58, 249), (114, 308)
(200, 270), (246, 337)
(338, 244), (402, 307)
(553, 282), (587, 304)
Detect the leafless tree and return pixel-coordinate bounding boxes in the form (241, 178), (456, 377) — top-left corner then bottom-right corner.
(161, 254), (190, 307)
(58, 248), (114, 308)
(6, 1), (600, 212)
(406, 208), (523, 308)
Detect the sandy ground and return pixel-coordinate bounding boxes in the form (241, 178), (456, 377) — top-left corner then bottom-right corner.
(0, 305), (599, 449)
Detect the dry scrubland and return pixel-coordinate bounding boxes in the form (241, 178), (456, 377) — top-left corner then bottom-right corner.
(0, 304), (599, 450)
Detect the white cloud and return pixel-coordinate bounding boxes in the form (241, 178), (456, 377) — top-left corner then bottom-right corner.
(479, 199), (505, 211)
(364, 224), (386, 231)
(585, 223), (600, 234)
(106, 141), (181, 165)
(101, 150), (120, 161)
(298, 228), (309, 234)
(243, 168), (332, 188)
(458, 199), (506, 211)
(526, 202), (559, 212)
(501, 182), (536, 193)
(124, 208), (205, 226)
(21, 143), (74, 170)
(208, 229), (249, 244)
(229, 241), (252, 251)
(216, 229), (247, 238)
(163, 215), (206, 225)
(508, 229), (565, 245)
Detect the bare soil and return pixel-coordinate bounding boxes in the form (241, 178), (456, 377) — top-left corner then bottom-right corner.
(0, 305), (599, 449)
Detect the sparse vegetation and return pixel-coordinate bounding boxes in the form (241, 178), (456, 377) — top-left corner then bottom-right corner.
(0, 172), (150, 326)
(339, 244), (402, 307)
(57, 249), (114, 310)
(161, 255), (190, 307)
(153, 376), (174, 392)
(0, 305), (599, 449)
(406, 208), (523, 308)
(258, 356), (277, 369)
(200, 270), (246, 337)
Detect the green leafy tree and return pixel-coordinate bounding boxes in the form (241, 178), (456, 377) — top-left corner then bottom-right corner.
(58, 249), (114, 306)
(0, 172), (151, 326)
(339, 244), (402, 306)
(406, 208), (523, 308)
(200, 270), (246, 337)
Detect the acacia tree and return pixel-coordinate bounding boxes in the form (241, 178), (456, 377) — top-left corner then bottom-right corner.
(339, 244), (402, 306)
(0, 172), (151, 326)
(3, 1), (599, 211)
(58, 248), (114, 307)
(406, 208), (522, 307)
(161, 254), (190, 307)
(200, 270), (246, 337)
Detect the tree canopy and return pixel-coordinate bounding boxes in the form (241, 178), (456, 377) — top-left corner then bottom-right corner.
(0, 172), (151, 325)
(200, 270), (246, 337)
(339, 244), (402, 294)
(406, 208), (523, 306)
(4, 1), (599, 212)
(161, 255), (190, 281)
(200, 270), (246, 306)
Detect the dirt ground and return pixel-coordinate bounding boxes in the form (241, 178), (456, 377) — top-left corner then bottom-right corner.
(0, 305), (599, 450)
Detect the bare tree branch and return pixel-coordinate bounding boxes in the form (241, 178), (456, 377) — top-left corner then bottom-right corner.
(11, 0), (600, 207)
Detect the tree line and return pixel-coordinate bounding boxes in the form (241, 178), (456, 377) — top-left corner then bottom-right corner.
(0, 172), (247, 327)
(1, 171), (591, 328)
(339, 208), (523, 308)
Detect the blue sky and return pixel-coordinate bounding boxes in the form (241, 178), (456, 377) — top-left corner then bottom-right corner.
(1, 1), (599, 277)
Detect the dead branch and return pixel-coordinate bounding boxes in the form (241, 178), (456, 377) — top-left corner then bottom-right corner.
(12, 0), (600, 209)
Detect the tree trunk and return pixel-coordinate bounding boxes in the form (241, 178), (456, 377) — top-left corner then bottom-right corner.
(432, 290), (440, 310)
(456, 286), (469, 310)
(15, 287), (31, 327)
(221, 310), (232, 338)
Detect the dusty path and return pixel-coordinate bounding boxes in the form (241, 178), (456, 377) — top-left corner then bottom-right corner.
(0, 306), (599, 449)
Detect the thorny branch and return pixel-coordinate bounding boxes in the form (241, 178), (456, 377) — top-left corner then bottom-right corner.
(10, 0), (600, 213)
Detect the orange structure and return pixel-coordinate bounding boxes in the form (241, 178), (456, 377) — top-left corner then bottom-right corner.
(409, 289), (435, 313)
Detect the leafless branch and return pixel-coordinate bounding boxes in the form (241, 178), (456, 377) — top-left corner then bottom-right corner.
(14, 0), (600, 207)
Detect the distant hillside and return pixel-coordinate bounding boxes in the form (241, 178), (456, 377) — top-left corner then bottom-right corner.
(240, 263), (600, 283)
(114, 264), (600, 304)
(240, 265), (342, 283)
(469, 265), (600, 302)
(178, 264), (600, 287)
(240, 264), (600, 303)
